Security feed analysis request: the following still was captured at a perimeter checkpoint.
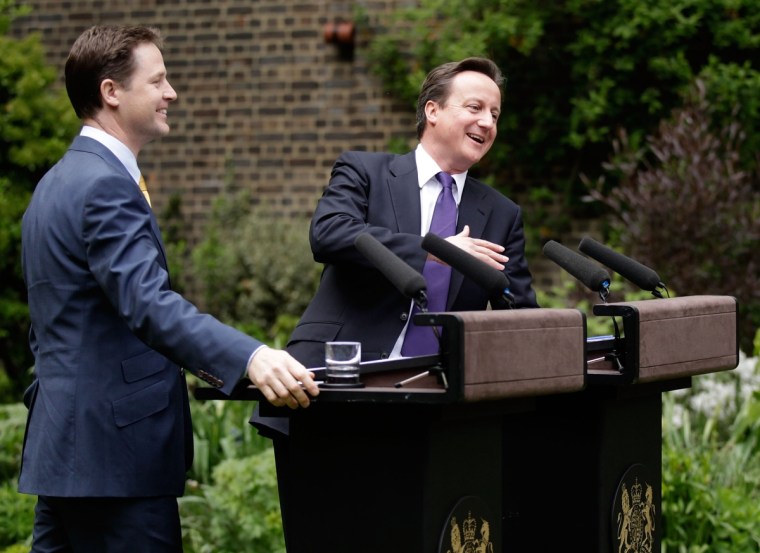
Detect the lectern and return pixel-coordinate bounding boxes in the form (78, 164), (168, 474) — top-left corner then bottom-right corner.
(195, 295), (738, 553)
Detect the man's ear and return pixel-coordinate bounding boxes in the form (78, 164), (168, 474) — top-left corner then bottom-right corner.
(424, 100), (439, 125)
(100, 79), (120, 108)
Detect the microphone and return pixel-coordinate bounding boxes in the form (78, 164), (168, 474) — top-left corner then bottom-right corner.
(354, 233), (428, 309)
(421, 232), (514, 308)
(542, 240), (611, 297)
(578, 237), (665, 298)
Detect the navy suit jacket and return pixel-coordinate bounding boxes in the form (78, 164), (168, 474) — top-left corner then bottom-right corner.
(287, 150), (538, 369)
(19, 136), (261, 498)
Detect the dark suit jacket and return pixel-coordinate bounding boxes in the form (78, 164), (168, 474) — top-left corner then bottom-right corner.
(287, 150), (538, 369)
(19, 136), (261, 498)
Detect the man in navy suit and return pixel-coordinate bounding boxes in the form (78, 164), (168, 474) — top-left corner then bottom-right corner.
(19, 25), (319, 552)
(254, 57), (538, 552)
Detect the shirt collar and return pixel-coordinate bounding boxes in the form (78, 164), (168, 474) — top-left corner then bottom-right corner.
(80, 125), (141, 184)
(414, 144), (466, 200)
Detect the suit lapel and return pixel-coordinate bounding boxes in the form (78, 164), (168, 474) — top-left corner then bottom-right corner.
(448, 177), (493, 305)
(72, 137), (172, 278)
(388, 152), (421, 235)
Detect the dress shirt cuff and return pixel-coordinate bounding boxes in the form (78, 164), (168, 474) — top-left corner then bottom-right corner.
(245, 345), (269, 378)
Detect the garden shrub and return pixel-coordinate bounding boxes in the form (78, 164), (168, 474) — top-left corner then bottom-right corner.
(0, 403), (25, 482)
(589, 80), (760, 354)
(0, 481), (33, 549)
(180, 449), (284, 553)
(186, 398), (272, 485)
(191, 191), (320, 344)
(662, 350), (760, 552)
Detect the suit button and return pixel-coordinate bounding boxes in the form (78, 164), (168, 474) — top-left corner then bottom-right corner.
(400, 313), (408, 321)
(380, 353), (389, 359)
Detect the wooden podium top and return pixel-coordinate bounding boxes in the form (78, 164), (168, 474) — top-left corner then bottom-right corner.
(194, 296), (738, 405)
(450, 308), (586, 401)
(593, 295), (738, 383)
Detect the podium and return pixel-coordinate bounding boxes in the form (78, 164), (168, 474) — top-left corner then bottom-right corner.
(195, 295), (738, 552)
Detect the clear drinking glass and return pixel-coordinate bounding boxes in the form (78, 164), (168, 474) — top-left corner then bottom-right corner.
(324, 341), (363, 388)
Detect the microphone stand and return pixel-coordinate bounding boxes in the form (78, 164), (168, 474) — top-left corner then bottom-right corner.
(651, 282), (669, 299)
(394, 290), (449, 389)
(597, 283), (626, 372)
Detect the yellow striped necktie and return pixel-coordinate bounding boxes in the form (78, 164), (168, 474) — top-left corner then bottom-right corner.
(138, 175), (152, 207)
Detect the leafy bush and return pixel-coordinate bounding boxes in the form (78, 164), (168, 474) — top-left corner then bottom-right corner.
(0, 403), (25, 483)
(588, 80), (760, 353)
(0, 481), (34, 548)
(1, 544), (30, 553)
(179, 449), (284, 553)
(661, 351), (760, 552)
(190, 190), (320, 344)
(158, 394), (283, 551)
(186, 397), (271, 485)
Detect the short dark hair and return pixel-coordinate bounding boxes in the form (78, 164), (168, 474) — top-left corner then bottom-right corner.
(415, 57), (504, 139)
(65, 25), (164, 120)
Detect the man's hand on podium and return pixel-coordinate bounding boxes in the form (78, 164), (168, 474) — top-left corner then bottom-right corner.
(247, 347), (320, 409)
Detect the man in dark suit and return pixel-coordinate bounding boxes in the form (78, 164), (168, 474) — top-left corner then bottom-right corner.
(19, 25), (319, 552)
(254, 57), (538, 552)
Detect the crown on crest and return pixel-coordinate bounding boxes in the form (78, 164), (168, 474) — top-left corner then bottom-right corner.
(631, 479), (642, 504)
(462, 511), (477, 542)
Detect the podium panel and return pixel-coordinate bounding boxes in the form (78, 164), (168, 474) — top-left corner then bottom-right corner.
(282, 402), (508, 552)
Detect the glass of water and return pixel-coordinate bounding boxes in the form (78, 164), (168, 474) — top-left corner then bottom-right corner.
(324, 341), (363, 388)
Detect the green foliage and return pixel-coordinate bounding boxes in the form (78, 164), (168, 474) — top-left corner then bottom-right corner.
(186, 397), (271, 485)
(588, 80), (760, 354)
(159, 193), (190, 295)
(190, 190), (320, 343)
(0, 403), (25, 483)
(183, 394), (282, 551)
(661, 353), (760, 552)
(0, 0), (80, 401)
(1, 544), (31, 553)
(0, 402), (33, 549)
(0, 180), (31, 401)
(0, 482), (34, 549)
(179, 449), (285, 553)
(699, 58), (760, 164)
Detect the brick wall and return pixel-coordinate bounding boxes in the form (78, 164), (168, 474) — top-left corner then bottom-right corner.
(11, 0), (417, 245)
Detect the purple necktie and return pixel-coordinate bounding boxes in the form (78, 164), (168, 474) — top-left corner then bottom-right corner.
(401, 172), (457, 356)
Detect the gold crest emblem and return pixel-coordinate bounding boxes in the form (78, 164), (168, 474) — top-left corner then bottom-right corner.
(447, 511), (493, 553)
(616, 477), (656, 553)
(439, 497), (495, 553)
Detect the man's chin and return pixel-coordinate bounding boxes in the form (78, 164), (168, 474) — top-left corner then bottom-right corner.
(467, 145), (492, 164)
(154, 123), (171, 138)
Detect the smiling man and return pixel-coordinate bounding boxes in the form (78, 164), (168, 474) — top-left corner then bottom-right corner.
(251, 56), (538, 553)
(19, 25), (319, 552)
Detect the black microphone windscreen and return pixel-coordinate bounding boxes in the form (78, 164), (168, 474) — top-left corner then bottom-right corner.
(542, 240), (611, 292)
(421, 233), (509, 296)
(354, 233), (427, 299)
(578, 237), (662, 292)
